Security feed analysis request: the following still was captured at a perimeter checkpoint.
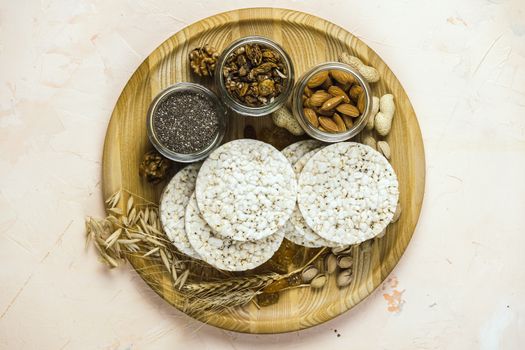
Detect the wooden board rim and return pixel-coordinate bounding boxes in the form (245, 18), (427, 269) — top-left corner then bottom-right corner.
(101, 7), (426, 334)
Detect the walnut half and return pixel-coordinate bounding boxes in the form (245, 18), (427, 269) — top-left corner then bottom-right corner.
(188, 44), (219, 77)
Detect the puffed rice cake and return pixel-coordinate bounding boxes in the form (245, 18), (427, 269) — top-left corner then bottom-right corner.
(298, 142), (399, 245)
(159, 163), (201, 259)
(195, 139), (297, 241)
(185, 193), (284, 271)
(288, 149), (341, 248)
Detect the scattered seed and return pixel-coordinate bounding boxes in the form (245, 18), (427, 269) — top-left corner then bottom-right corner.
(337, 269), (353, 288)
(301, 265), (319, 283)
(108, 207), (123, 216)
(377, 141), (391, 160)
(175, 269), (190, 290)
(143, 247), (161, 257)
(325, 254), (338, 274)
(336, 255), (353, 269)
(160, 249), (171, 272)
(310, 274), (327, 289)
(331, 246), (351, 255)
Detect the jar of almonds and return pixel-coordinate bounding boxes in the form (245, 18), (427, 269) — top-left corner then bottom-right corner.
(291, 62), (372, 142)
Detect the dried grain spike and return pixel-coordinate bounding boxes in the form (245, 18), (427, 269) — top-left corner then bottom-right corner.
(175, 269), (190, 290)
(108, 207), (123, 216)
(159, 249), (171, 272)
(126, 196), (134, 216)
(143, 247), (160, 257)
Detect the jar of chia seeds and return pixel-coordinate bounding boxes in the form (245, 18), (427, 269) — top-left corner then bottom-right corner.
(146, 82), (228, 163)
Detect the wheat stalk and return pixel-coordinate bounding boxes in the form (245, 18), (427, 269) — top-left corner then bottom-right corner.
(86, 190), (328, 314)
(182, 273), (280, 296)
(184, 289), (259, 314)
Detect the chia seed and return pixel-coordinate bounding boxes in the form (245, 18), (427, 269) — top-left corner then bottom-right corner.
(153, 90), (219, 154)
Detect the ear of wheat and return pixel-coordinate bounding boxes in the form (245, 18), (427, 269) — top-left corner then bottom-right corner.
(85, 190), (316, 315)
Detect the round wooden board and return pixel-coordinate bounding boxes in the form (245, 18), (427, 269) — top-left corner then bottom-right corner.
(102, 8), (425, 333)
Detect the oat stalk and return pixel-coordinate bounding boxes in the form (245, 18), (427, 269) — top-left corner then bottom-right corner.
(86, 190), (329, 314)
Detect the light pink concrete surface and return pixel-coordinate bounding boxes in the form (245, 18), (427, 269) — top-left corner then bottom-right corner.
(0, 0), (524, 349)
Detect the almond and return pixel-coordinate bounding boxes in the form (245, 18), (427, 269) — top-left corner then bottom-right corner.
(321, 75), (333, 90)
(315, 107), (335, 117)
(304, 86), (313, 97)
(338, 82), (352, 92)
(320, 95), (344, 111)
(307, 71), (329, 88)
(302, 94), (307, 103)
(333, 113), (346, 131)
(349, 85), (363, 101)
(328, 86), (350, 103)
(336, 103), (360, 117)
(357, 91), (366, 113)
(303, 108), (319, 127)
(304, 98), (313, 108)
(309, 90), (332, 107)
(319, 117), (339, 133)
(330, 69), (356, 85)
(342, 115), (354, 128)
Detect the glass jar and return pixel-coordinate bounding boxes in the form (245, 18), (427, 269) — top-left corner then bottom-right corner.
(292, 62), (372, 142)
(215, 36), (295, 117)
(146, 82), (228, 163)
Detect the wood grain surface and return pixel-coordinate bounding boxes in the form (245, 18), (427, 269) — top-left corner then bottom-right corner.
(102, 8), (425, 333)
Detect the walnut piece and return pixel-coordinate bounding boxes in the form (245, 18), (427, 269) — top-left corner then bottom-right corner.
(139, 150), (171, 184)
(189, 44), (219, 77)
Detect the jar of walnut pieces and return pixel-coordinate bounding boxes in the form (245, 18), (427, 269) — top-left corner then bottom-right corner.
(215, 36), (295, 117)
